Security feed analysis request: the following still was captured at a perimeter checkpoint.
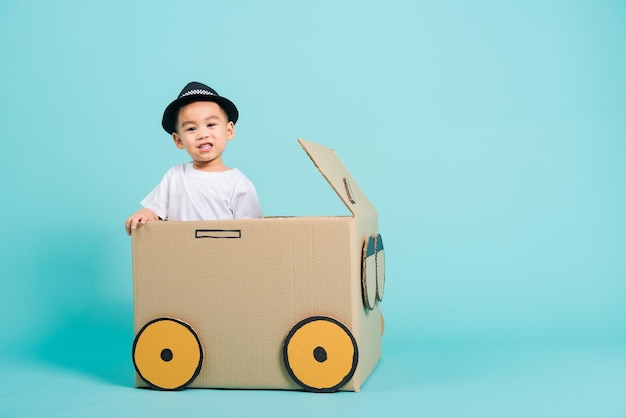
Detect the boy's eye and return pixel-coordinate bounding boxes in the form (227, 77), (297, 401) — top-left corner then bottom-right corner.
(186, 127), (196, 132)
(207, 123), (216, 128)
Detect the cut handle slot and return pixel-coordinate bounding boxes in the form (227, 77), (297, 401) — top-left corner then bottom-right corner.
(195, 229), (242, 239)
(343, 178), (356, 204)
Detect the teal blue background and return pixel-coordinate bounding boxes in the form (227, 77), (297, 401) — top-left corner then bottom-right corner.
(1, 1), (625, 416)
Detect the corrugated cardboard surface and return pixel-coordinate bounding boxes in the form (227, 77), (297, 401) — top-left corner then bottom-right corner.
(132, 139), (382, 391)
(298, 139), (377, 219)
(297, 139), (382, 389)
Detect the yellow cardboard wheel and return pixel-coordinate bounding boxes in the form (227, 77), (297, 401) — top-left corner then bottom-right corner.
(283, 316), (358, 392)
(132, 318), (203, 390)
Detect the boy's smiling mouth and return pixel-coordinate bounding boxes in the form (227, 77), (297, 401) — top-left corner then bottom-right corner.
(198, 142), (213, 151)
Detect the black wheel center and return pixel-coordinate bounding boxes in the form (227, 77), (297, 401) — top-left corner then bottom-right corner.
(313, 346), (327, 363)
(161, 348), (173, 362)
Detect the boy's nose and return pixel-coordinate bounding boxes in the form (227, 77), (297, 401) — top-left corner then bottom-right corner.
(198, 127), (210, 138)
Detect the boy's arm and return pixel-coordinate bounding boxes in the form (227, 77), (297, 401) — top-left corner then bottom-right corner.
(125, 208), (160, 236)
(232, 174), (263, 219)
(232, 189), (263, 218)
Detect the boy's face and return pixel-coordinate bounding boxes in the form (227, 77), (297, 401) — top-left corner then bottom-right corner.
(172, 101), (235, 171)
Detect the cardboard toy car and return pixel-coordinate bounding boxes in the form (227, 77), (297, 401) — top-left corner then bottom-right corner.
(131, 138), (385, 392)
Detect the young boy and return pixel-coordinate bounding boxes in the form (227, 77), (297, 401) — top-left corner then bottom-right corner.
(125, 82), (263, 235)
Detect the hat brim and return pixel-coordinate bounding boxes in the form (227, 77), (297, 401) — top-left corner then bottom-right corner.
(162, 95), (239, 134)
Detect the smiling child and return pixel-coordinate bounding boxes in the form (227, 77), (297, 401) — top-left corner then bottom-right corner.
(125, 82), (262, 235)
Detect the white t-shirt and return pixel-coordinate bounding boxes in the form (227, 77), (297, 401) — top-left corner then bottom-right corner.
(141, 163), (263, 221)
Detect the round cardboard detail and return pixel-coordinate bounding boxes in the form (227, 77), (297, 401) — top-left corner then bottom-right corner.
(375, 233), (385, 302)
(362, 236), (377, 310)
(132, 317), (203, 390)
(282, 316), (358, 392)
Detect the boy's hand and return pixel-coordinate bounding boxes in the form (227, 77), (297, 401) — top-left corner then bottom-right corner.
(125, 208), (160, 235)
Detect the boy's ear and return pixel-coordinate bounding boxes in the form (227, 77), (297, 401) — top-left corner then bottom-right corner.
(227, 121), (235, 140)
(172, 132), (185, 149)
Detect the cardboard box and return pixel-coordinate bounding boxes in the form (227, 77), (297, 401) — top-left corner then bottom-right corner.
(132, 139), (385, 392)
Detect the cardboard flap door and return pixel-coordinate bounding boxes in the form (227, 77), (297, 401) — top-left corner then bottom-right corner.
(298, 139), (377, 218)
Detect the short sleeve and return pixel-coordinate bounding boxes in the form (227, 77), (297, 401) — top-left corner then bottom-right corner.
(140, 170), (171, 220)
(231, 173), (263, 219)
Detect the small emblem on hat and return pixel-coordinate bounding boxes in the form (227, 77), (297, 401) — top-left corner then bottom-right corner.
(181, 89), (216, 98)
